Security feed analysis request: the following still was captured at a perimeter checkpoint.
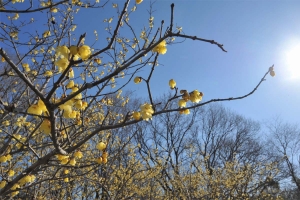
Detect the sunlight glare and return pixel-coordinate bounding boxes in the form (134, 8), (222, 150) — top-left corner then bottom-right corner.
(285, 44), (300, 80)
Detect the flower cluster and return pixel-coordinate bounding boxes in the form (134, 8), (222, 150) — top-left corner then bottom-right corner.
(140, 103), (154, 121)
(96, 142), (108, 164)
(152, 40), (167, 55)
(177, 89), (204, 115)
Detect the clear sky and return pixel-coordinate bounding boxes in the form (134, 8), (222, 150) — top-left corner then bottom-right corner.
(2, 0), (300, 124)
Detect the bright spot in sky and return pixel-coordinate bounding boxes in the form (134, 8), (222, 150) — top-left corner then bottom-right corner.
(285, 44), (300, 80)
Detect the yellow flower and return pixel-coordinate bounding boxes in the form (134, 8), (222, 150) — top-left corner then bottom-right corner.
(78, 45), (91, 60)
(27, 104), (42, 116)
(56, 46), (70, 58)
(140, 103), (154, 121)
(0, 156), (7, 163)
(12, 13), (19, 20)
(169, 79), (176, 89)
(66, 80), (75, 89)
(68, 68), (74, 78)
(69, 158), (76, 166)
(64, 178), (69, 182)
(55, 58), (69, 73)
(189, 90), (203, 103)
(74, 151), (83, 159)
(102, 157), (107, 164)
(136, 0), (143, 4)
(94, 58), (102, 64)
(179, 109), (190, 115)
(0, 181), (6, 189)
(95, 157), (102, 164)
(2, 120), (10, 126)
(132, 111), (141, 120)
(44, 70), (53, 77)
(152, 40), (167, 54)
(10, 31), (18, 38)
(178, 99), (186, 108)
(38, 99), (48, 113)
(43, 30), (51, 38)
(96, 142), (106, 151)
(134, 76), (142, 84)
(22, 63), (30, 72)
(40, 119), (51, 134)
(64, 169), (69, 174)
(8, 169), (15, 177)
(50, 7), (58, 13)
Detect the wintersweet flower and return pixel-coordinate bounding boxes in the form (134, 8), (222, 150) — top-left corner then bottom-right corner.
(56, 46), (70, 58)
(44, 71), (53, 77)
(178, 99), (186, 108)
(189, 90), (203, 103)
(95, 157), (102, 164)
(38, 99), (48, 113)
(68, 68), (74, 78)
(136, 0), (143, 4)
(132, 111), (141, 120)
(0, 155), (7, 163)
(94, 58), (102, 64)
(169, 79), (176, 89)
(96, 142), (106, 151)
(134, 76), (142, 84)
(69, 158), (76, 166)
(12, 13), (19, 20)
(50, 7), (58, 13)
(43, 30), (51, 38)
(8, 169), (15, 177)
(179, 109), (190, 115)
(55, 58), (69, 73)
(74, 151), (83, 159)
(27, 104), (43, 116)
(0, 181), (6, 189)
(40, 119), (51, 134)
(64, 178), (69, 182)
(152, 40), (167, 54)
(140, 103), (154, 121)
(66, 80), (75, 89)
(78, 45), (91, 60)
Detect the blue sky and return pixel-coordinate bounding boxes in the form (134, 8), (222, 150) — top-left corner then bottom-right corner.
(1, 0), (300, 124)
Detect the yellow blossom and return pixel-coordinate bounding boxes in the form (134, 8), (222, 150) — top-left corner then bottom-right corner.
(69, 158), (76, 166)
(140, 103), (154, 121)
(44, 70), (53, 77)
(50, 7), (58, 13)
(78, 45), (91, 60)
(96, 142), (106, 151)
(189, 90), (203, 103)
(66, 80), (75, 89)
(95, 157), (102, 164)
(0, 156), (7, 163)
(0, 181), (6, 189)
(8, 169), (15, 177)
(64, 169), (69, 174)
(56, 46), (70, 58)
(40, 119), (51, 134)
(169, 79), (176, 89)
(64, 178), (69, 182)
(55, 58), (69, 73)
(136, 0), (143, 4)
(132, 111), (141, 120)
(43, 30), (51, 38)
(12, 13), (19, 20)
(74, 151), (83, 159)
(152, 40), (167, 54)
(94, 58), (101, 64)
(134, 76), (142, 84)
(178, 99), (186, 108)
(27, 104), (42, 115)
